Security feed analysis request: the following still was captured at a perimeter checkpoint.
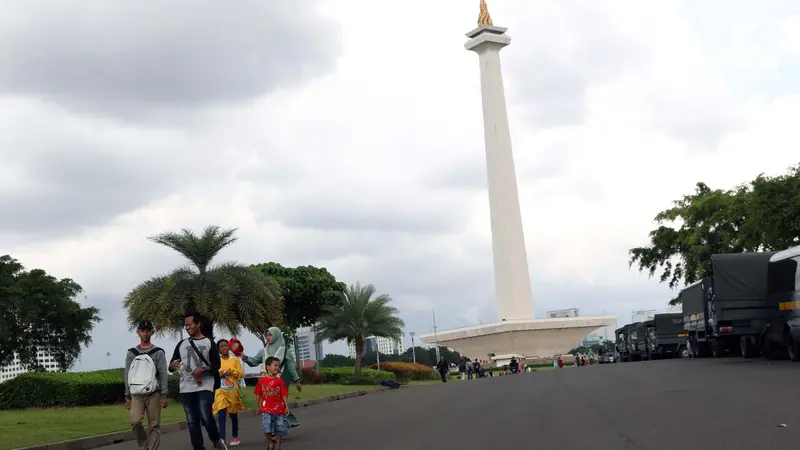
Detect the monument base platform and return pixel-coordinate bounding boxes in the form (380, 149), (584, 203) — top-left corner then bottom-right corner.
(419, 316), (616, 362)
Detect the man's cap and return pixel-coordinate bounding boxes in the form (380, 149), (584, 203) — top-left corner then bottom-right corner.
(137, 320), (154, 331)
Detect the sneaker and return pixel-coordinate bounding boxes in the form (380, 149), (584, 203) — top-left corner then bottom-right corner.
(213, 439), (228, 450)
(230, 437), (240, 446)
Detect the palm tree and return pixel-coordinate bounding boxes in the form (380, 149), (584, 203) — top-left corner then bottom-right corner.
(314, 282), (405, 376)
(124, 226), (283, 338)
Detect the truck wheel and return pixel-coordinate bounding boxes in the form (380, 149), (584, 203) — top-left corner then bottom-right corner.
(788, 333), (800, 362)
(740, 336), (756, 359)
(712, 340), (725, 358)
(679, 347), (690, 358)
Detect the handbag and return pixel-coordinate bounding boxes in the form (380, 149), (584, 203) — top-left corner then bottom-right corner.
(188, 338), (221, 391)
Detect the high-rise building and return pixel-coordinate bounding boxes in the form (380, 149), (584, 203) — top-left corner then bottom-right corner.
(294, 326), (324, 363)
(0, 350), (60, 383)
(347, 335), (404, 358)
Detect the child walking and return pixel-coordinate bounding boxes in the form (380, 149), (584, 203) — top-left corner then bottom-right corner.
(254, 357), (290, 450)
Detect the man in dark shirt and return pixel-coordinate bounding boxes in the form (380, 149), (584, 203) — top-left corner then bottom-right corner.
(435, 356), (449, 383)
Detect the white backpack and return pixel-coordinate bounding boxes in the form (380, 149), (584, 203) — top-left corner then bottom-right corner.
(128, 348), (160, 396)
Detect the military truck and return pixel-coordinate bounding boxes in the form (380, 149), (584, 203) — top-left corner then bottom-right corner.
(760, 245), (800, 360)
(615, 324), (632, 362)
(682, 252), (777, 358)
(647, 313), (687, 359)
(627, 322), (648, 361)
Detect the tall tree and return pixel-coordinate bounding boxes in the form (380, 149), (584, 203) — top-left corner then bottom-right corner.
(629, 164), (800, 304)
(0, 255), (100, 371)
(123, 226), (283, 338)
(742, 164), (800, 250)
(250, 262), (346, 344)
(628, 183), (755, 292)
(313, 283), (404, 376)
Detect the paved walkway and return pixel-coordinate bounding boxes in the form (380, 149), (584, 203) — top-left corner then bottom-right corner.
(101, 359), (800, 449)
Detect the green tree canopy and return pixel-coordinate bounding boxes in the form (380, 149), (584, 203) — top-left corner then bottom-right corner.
(0, 255), (100, 371)
(313, 282), (404, 376)
(250, 262), (345, 332)
(123, 226), (283, 338)
(629, 164), (800, 304)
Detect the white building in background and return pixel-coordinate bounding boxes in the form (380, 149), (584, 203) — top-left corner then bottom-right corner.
(632, 310), (657, 323)
(548, 308), (580, 318)
(347, 335), (404, 358)
(0, 350), (60, 383)
(294, 326), (324, 362)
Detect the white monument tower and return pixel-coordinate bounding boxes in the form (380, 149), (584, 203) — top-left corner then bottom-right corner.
(468, 0), (534, 322)
(419, 1), (616, 364)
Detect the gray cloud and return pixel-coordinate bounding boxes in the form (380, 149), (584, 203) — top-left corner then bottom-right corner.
(264, 183), (473, 234)
(506, 2), (647, 128)
(0, 0), (340, 117)
(0, 101), (222, 236)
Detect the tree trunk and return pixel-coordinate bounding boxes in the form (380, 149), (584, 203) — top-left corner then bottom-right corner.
(354, 337), (364, 377)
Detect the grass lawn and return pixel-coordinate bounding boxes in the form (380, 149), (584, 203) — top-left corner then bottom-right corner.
(0, 384), (379, 450)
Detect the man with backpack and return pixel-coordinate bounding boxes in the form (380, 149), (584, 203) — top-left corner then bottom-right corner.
(124, 320), (169, 450)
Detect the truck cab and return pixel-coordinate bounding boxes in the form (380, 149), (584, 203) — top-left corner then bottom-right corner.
(764, 245), (800, 360)
(651, 313), (687, 358)
(615, 325), (632, 362)
(628, 322), (649, 361)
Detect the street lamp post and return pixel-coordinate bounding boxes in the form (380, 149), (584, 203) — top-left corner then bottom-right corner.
(409, 332), (416, 364)
(105, 352), (111, 370)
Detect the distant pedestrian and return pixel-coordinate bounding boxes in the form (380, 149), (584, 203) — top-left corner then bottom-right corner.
(473, 360), (482, 378)
(169, 312), (227, 450)
(557, 357), (564, 369)
(436, 356), (449, 383)
(212, 339), (246, 447)
(255, 357), (290, 450)
(458, 360), (467, 381)
(467, 360), (474, 380)
(125, 320), (169, 450)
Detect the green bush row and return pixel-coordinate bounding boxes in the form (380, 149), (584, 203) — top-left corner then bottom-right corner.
(0, 366), (395, 409)
(319, 367), (395, 384)
(2, 369), (182, 409)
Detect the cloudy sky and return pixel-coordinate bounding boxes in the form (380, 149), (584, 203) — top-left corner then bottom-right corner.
(2, 0), (800, 371)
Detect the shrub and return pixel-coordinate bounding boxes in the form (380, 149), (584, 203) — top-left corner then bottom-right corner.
(319, 367), (395, 384)
(368, 362), (437, 381)
(0, 370), (126, 410)
(340, 376), (377, 386)
(300, 367), (325, 385)
(0, 368), (184, 409)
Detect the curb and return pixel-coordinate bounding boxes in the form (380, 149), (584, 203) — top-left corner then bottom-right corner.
(14, 386), (406, 450)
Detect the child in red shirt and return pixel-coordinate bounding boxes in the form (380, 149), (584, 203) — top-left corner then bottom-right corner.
(254, 357), (289, 450)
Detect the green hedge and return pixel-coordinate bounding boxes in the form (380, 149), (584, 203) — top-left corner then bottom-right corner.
(319, 367), (395, 384)
(0, 367), (395, 409)
(0, 369), (182, 410)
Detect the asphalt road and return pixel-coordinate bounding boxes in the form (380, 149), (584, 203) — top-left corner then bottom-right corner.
(101, 358), (800, 450)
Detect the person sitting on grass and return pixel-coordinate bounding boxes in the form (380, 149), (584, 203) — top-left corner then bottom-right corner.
(255, 357), (290, 450)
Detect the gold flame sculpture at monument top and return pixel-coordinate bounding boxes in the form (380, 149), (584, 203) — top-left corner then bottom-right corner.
(478, 0), (493, 26)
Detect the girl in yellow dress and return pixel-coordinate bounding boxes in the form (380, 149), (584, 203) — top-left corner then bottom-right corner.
(212, 339), (246, 447)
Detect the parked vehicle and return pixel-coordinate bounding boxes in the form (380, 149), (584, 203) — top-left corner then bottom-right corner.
(760, 245), (800, 360)
(615, 324), (633, 362)
(648, 313), (688, 359)
(682, 252), (777, 358)
(627, 321), (649, 361)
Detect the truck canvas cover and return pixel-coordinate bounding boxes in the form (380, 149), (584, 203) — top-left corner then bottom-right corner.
(681, 278), (709, 316)
(654, 313), (683, 334)
(711, 252), (777, 302)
